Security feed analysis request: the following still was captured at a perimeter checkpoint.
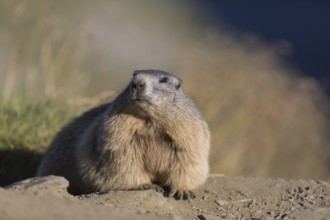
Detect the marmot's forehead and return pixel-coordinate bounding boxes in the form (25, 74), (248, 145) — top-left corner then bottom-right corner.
(133, 69), (176, 78)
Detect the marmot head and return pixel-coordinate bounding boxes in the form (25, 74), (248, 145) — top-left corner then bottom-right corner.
(129, 70), (183, 110)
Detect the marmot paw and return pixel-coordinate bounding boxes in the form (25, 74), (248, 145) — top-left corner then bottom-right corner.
(137, 184), (164, 193)
(167, 189), (196, 200)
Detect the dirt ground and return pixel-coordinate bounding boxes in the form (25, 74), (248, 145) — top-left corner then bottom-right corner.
(1, 175), (330, 220)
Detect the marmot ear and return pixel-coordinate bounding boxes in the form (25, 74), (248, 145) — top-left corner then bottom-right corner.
(175, 77), (182, 90)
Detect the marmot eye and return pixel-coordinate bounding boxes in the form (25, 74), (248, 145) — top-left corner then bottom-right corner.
(159, 77), (168, 83)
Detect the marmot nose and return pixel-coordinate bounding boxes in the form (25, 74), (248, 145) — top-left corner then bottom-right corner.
(132, 79), (146, 91)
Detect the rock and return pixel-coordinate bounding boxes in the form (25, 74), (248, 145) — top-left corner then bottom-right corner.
(197, 214), (206, 220)
(5, 175), (69, 195)
(0, 189), (173, 220)
(81, 189), (175, 216)
(1, 176), (330, 219)
(215, 199), (228, 206)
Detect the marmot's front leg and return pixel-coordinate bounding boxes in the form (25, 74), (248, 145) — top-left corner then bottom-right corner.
(164, 154), (208, 200)
(136, 183), (164, 193)
(164, 172), (200, 200)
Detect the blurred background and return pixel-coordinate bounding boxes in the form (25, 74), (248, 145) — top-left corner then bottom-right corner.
(0, 0), (329, 185)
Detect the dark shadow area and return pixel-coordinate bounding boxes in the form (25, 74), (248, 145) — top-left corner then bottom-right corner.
(0, 149), (42, 187)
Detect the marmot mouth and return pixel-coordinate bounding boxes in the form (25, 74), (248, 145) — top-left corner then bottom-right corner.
(132, 98), (146, 102)
(132, 98), (150, 108)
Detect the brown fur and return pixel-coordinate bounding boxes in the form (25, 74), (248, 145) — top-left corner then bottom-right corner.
(37, 70), (210, 199)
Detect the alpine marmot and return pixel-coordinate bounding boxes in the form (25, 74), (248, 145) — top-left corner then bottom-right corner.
(37, 70), (210, 200)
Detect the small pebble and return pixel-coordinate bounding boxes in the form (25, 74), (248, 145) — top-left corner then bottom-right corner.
(215, 199), (228, 206)
(197, 214), (206, 220)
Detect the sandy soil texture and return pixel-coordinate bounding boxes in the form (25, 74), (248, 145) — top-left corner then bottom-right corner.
(1, 176), (330, 220)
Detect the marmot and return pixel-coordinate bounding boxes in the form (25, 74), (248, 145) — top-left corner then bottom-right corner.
(37, 70), (210, 200)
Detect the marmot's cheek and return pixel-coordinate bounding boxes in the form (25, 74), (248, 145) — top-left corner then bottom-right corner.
(150, 96), (164, 107)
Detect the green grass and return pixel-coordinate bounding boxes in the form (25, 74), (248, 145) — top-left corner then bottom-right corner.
(0, 98), (84, 186)
(0, 98), (82, 151)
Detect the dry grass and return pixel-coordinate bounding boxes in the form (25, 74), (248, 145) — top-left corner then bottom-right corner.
(179, 39), (330, 179)
(0, 0), (329, 183)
